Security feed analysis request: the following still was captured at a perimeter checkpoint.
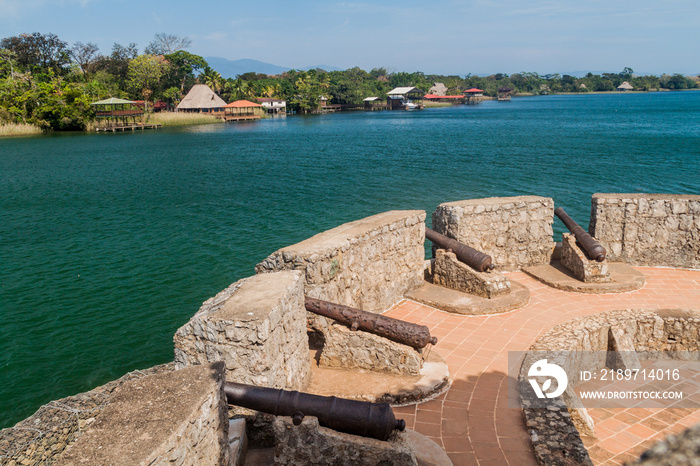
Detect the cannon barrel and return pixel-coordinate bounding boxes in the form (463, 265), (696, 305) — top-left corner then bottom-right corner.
(554, 207), (606, 262)
(425, 227), (494, 272)
(224, 382), (405, 441)
(305, 297), (437, 349)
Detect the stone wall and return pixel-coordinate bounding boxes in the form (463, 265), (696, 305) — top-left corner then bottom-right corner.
(521, 308), (700, 466)
(319, 322), (423, 375)
(174, 271), (310, 390)
(0, 364), (174, 466)
(590, 193), (700, 269)
(55, 363), (229, 466)
(432, 196), (554, 271)
(272, 417), (418, 466)
(255, 210), (426, 313)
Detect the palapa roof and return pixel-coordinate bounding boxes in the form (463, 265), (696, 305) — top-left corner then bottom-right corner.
(387, 87), (421, 95)
(176, 84), (226, 110)
(91, 97), (136, 105)
(617, 81), (634, 90)
(429, 82), (448, 96)
(225, 100), (262, 108)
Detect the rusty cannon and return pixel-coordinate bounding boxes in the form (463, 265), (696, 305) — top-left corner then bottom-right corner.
(305, 297), (437, 349)
(224, 381), (405, 441)
(554, 207), (606, 262)
(424, 227), (495, 272)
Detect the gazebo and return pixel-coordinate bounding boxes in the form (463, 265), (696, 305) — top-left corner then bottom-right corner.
(223, 100), (264, 122)
(464, 88), (485, 104)
(90, 97), (161, 133)
(91, 97), (144, 130)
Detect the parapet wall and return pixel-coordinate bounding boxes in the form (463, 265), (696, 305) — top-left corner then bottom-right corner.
(522, 308), (700, 466)
(55, 363), (229, 466)
(432, 196), (554, 271)
(590, 193), (700, 269)
(255, 210), (426, 313)
(174, 271), (310, 390)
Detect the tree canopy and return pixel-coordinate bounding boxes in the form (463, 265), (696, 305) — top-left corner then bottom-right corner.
(0, 30), (698, 131)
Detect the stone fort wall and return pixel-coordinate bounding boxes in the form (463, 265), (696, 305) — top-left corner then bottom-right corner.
(432, 196), (554, 271)
(590, 193), (700, 269)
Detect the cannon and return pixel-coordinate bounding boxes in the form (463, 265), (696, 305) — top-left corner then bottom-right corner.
(554, 207), (606, 262)
(305, 297), (437, 349)
(224, 382), (405, 441)
(424, 227), (494, 272)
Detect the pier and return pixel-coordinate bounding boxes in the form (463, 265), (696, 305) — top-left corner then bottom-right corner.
(95, 123), (162, 132)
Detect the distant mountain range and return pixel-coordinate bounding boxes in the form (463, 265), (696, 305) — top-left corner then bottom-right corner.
(204, 57), (342, 79)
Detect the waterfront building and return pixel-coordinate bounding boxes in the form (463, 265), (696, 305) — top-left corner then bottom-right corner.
(617, 81), (634, 91)
(256, 98), (286, 114)
(176, 84), (227, 114)
(464, 88), (485, 104)
(223, 100), (265, 121)
(497, 87), (513, 101)
(363, 97), (386, 110)
(387, 87), (424, 109)
(90, 97), (160, 132)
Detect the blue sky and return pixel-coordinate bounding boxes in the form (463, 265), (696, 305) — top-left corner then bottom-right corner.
(1, 0), (697, 75)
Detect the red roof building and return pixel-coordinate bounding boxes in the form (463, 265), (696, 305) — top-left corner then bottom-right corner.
(223, 100), (264, 122)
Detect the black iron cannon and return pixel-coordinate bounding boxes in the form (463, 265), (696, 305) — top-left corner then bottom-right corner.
(554, 207), (606, 262)
(224, 382), (405, 441)
(424, 227), (495, 272)
(304, 297), (437, 349)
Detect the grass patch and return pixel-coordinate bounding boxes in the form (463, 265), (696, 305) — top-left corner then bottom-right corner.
(146, 112), (223, 127)
(423, 101), (459, 108)
(0, 123), (43, 137)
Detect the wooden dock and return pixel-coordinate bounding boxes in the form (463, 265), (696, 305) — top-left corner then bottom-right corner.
(95, 124), (162, 132)
(223, 115), (261, 122)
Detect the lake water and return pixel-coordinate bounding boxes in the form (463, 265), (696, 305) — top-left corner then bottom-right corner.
(1, 92), (699, 428)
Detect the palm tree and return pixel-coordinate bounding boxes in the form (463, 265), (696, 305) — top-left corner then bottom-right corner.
(199, 66), (223, 95)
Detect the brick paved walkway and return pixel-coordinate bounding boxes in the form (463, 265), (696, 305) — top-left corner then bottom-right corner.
(386, 267), (700, 466)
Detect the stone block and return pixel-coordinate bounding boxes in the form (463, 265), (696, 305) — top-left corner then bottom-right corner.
(271, 416), (418, 466)
(432, 196), (554, 271)
(432, 248), (511, 298)
(229, 418), (247, 466)
(174, 271), (310, 390)
(606, 326), (641, 371)
(55, 363), (229, 466)
(319, 319), (423, 375)
(560, 233), (611, 283)
(590, 193), (700, 269)
(255, 210), (426, 314)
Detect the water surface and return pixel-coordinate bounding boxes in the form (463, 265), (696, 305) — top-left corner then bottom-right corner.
(1, 91), (698, 428)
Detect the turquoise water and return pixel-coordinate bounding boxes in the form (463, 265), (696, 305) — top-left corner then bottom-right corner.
(1, 92), (699, 428)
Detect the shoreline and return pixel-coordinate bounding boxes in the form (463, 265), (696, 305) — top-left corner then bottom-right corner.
(2, 89), (698, 137)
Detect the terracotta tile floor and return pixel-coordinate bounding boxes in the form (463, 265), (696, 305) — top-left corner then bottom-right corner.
(386, 267), (700, 466)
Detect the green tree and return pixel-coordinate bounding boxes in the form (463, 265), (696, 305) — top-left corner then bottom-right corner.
(0, 32), (70, 76)
(199, 66), (224, 94)
(127, 54), (168, 101)
(164, 50), (207, 94)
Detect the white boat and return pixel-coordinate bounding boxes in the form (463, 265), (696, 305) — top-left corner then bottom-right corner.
(404, 100), (418, 110)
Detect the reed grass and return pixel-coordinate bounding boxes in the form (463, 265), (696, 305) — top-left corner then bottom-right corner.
(146, 112), (223, 127)
(0, 123), (43, 137)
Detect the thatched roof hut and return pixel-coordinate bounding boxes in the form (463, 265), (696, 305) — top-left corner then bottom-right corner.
(176, 84), (226, 112)
(617, 81), (634, 91)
